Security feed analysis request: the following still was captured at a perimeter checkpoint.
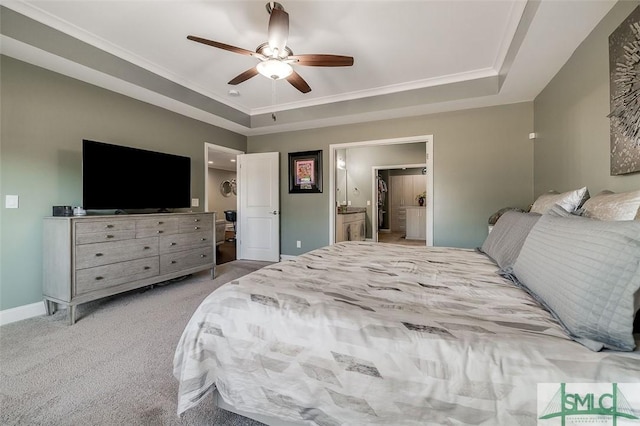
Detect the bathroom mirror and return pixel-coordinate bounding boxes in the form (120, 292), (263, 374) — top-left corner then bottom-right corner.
(336, 149), (347, 206)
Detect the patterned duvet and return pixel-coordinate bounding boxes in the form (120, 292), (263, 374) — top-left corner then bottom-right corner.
(174, 242), (640, 425)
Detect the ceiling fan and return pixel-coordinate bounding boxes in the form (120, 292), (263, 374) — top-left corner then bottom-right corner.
(187, 2), (354, 94)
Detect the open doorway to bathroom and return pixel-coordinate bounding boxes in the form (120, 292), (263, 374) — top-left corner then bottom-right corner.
(329, 135), (433, 247)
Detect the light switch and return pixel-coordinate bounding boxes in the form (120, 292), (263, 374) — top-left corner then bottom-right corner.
(5, 195), (19, 209)
(191, 198), (199, 207)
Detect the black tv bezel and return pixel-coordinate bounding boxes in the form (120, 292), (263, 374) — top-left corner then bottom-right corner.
(82, 139), (191, 212)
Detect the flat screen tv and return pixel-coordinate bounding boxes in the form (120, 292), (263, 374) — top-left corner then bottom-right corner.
(82, 139), (191, 211)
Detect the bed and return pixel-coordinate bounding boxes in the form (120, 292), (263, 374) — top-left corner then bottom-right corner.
(174, 207), (640, 425)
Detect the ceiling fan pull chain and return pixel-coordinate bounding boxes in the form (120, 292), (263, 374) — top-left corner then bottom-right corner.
(272, 79), (277, 121)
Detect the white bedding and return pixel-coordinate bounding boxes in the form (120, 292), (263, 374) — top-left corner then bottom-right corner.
(174, 242), (640, 425)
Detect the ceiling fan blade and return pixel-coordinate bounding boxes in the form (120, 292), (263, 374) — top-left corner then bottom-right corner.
(187, 35), (256, 57)
(228, 67), (259, 85)
(289, 54), (354, 67)
(267, 8), (289, 55)
(286, 71), (311, 93)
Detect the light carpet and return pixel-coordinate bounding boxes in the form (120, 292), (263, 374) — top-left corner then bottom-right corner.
(0, 261), (272, 426)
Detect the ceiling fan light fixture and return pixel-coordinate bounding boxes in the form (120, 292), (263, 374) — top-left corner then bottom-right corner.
(257, 59), (293, 80)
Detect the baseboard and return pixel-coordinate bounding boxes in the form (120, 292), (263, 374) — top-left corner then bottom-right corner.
(279, 254), (297, 261)
(378, 228), (391, 233)
(0, 301), (46, 326)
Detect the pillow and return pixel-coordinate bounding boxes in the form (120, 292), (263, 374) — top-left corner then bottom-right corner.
(512, 214), (640, 351)
(529, 187), (589, 214)
(546, 203), (572, 217)
(480, 211), (541, 271)
(581, 189), (640, 221)
(488, 207), (525, 225)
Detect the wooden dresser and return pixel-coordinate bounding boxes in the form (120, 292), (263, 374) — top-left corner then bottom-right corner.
(43, 212), (215, 324)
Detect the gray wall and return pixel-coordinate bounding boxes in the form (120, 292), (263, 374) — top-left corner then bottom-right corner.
(0, 56), (246, 311)
(344, 144), (427, 238)
(248, 102), (534, 255)
(207, 168), (238, 216)
(534, 1), (640, 195)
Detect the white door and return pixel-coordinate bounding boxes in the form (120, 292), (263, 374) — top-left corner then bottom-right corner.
(237, 152), (280, 262)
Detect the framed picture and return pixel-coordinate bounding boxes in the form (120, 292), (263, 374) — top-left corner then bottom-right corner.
(608, 6), (640, 175)
(288, 150), (323, 193)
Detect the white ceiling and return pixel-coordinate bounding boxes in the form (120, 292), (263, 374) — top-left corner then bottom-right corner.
(207, 147), (238, 171)
(0, 0), (617, 135)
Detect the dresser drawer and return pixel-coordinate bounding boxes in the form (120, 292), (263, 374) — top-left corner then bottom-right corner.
(75, 257), (159, 295)
(75, 237), (159, 269)
(75, 229), (135, 245)
(159, 230), (213, 254)
(177, 214), (213, 233)
(135, 217), (178, 238)
(75, 220), (135, 234)
(160, 246), (213, 275)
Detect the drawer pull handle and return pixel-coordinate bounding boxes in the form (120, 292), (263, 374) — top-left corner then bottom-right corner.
(170, 242), (177, 246)
(157, 221), (163, 225)
(95, 276), (104, 280)
(171, 260), (177, 264)
(144, 246), (150, 250)
(106, 235), (114, 239)
(157, 230), (163, 234)
(105, 225), (114, 229)
(201, 238), (206, 241)
(95, 253), (104, 257)
(144, 266), (150, 270)
(200, 254), (207, 258)
(194, 219), (200, 222)
(194, 226), (200, 230)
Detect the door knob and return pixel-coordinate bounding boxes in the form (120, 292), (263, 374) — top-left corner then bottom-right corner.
(271, 211), (279, 215)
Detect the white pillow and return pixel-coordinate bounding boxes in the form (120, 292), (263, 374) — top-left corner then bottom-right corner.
(582, 189), (640, 221)
(530, 187), (588, 214)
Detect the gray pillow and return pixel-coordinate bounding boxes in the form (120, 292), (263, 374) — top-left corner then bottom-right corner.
(545, 203), (572, 217)
(512, 214), (640, 351)
(480, 211), (541, 271)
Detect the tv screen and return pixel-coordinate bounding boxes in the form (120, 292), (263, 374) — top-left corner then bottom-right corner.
(82, 140), (191, 211)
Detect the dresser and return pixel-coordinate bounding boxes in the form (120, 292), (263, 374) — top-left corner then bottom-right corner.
(43, 212), (215, 324)
(335, 210), (366, 242)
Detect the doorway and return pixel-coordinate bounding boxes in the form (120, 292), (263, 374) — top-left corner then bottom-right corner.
(373, 165), (427, 246)
(329, 135), (434, 246)
(204, 143), (243, 265)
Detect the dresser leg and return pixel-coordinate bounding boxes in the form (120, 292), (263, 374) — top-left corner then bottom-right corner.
(44, 300), (56, 315)
(211, 266), (216, 280)
(68, 306), (76, 325)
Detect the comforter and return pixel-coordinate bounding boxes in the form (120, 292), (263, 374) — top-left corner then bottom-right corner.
(174, 242), (640, 425)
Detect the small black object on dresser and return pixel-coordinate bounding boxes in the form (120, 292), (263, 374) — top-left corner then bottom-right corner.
(52, 206), (73, 217)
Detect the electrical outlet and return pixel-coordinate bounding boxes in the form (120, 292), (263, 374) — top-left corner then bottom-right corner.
(191, 198), (199, 207)
(296, 240), (301, 248)
(366, 200), (371, 206)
